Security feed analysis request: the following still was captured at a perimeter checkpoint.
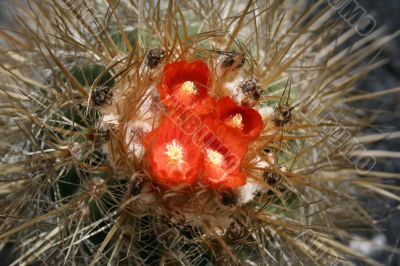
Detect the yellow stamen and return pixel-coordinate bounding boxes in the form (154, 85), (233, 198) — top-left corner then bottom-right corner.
(226, 113), (243, 129)
(165, 139), (184, 166)
(206, 149), (224, 166)
(180, 81), (197, 95)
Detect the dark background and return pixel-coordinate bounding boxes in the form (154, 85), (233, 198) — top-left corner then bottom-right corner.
(355, 1), (400, 265)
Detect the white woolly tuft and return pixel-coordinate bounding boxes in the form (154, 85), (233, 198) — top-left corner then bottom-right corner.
(237, 177), (263, 204)
(223, 76), (243, 103)
(125, 121), (152, 158)
(258, 105), (274, 120)
(102, 113), (119, 125)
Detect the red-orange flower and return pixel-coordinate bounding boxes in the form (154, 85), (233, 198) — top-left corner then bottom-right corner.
(143, 117), (203, 187)
(158, 60), (211, 108)
(144, 60), (264, 191)
(216, 96), (263, 141)
(198, 118), (248, 190)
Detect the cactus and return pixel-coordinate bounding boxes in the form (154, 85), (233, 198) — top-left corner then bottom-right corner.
(0, 0), (399, 265)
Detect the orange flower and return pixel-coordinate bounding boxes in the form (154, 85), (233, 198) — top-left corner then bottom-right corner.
(202, 142), (247, 190)
(216, 96), (263, 141)
(199, 118), (248, 190)
(144, 60), (263, 190)
(143, 117), (203, 187)
(158, 60), (211, 109)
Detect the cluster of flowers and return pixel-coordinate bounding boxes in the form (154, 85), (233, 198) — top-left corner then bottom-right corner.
(142, 60), (263, 190)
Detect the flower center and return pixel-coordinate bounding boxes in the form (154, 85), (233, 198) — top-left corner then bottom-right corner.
(206, 149), (224, 166)
(165, 139), (184, 166)
(180, 81), (198, 95)
(226, 113), (243, 129)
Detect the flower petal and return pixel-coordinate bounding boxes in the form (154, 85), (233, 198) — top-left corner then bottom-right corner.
(158, 60), (211, 108)
(216, 96), (263, 140)
(143, 117), (203, 186)
(198, 118), (248, 189)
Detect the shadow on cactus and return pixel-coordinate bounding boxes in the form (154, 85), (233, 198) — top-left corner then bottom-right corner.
(0, 0), (399, 265)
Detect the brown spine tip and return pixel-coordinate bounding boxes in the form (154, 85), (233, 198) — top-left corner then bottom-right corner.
(224, 220), (249, 244)
(131, 176), (144, 196)
(272, 104), (292, 126)
(221, 50), (246, 69)
(146, 48), (166, 69)
(240, 77), (262, 106)
(91, 86), (113, 106)
(263, 172), (281, 186)
(220, 190), (238, 206)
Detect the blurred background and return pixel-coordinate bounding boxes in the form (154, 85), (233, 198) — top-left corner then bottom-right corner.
(353, 1), (400, 265)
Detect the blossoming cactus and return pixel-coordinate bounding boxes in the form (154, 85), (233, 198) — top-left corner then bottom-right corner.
(0, 0), (399, 265)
